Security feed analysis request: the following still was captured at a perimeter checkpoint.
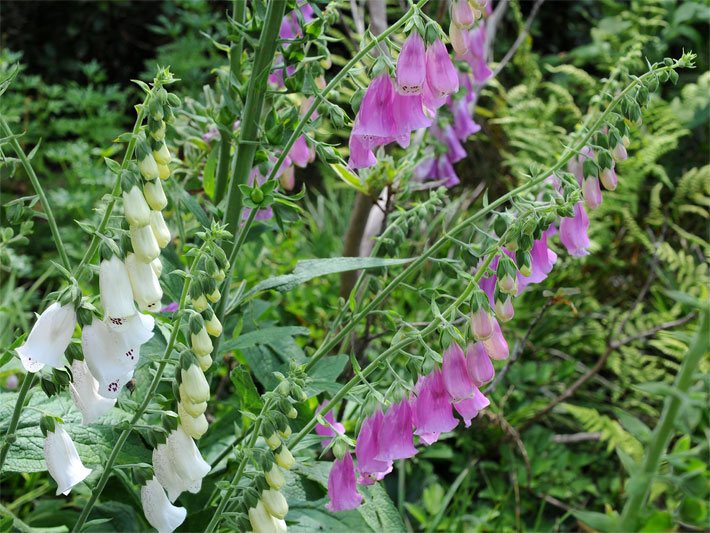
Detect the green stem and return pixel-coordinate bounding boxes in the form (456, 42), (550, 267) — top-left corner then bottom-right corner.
(72, 245), (205, 532)
(0, 373), (36, 474)
(618, 308), (708, 531)
(0, 116), (71, 270)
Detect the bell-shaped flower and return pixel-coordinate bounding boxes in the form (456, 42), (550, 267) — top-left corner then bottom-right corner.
(197, 354), (212, 372)
(275, 445), (295, 470)
(451, 97), (481, 140)
(396, 32), (426, 95)
(249, 501), (279, 533)
(425, 39), (459, 99)
(191, 327), (213, 357)
(289, 135), (313, 168)
(375, 400), (418, 462)
(612, 142), (628, 162)
(141, 477), (186, 533)
(466, 342), (494, 386)
(126, 252), (163, 312)
(119, 312), (155, 347)
(411, 370), (458, 445)
(280, 165), (295, 191)
(261, 489), (289, 519)
(462, 25), (493, 84)
(559, 202), (591, 257)
(315, 402), (345, 447)
(600, 166), (618, 191)
(348, 134), (377, 169)
(266, 463), (286, 490)
(150, 211), (171, 249)
(479, 274), (497, 307)
(16, 302), (76, 372)
(69, 359), (116, 424)
(518, 230), (557, 292)
(181, 364), (210, 404)
(453, 387), (490, 427)
(130, 224), (161, 264)
(144, 179), (168, 211)
(204, 312), (222, 337)
(123, 185), (151, 227)
(153, 425), (210, 502)
(583, 176), (603, 210)
(393, 93), (432, 137)
(482, 318), (509, 361)
(43, 423), (92, 495)
(422, 77), (448, 112)
(449, 22), (469, 56)
(140, 153), (160, 180)
(452, 0), (475, 28)
(442, 343), (476, 401)
(178, 402), (208, 439)
(352, 74), (397, 147)
(432, 123), (467, 163)
(471, 308), (494, 341)
(494, 293), (514, 322)
(82, 317), (139, 398)
(327, 453), (363, 512)
(434, 155), (461, 188)
(100, 255), (136, 329)
(152, 143), (171, 165)
(355, 409), (393, 485)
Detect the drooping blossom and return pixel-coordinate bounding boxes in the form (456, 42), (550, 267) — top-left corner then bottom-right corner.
(289, 135), (315, 168)
(141, 477), (187, 533)
(100, 254), (137, 330)
(355, 409), (393, 484)
(352, 74), (397, 147)
(453, 387), (490, 427)
(144, 179), (168, 211)
(411, 369), (458, 445)
(16, 302), (76, 372)
(153, 425), (211, 502)
(126, 252), (163, 312)
(43, 423), (92, 495)
(249, 501), (282, 533)
(600, 165), (618, 191)
(559, 202), (591, 257)
(435, 155), (461, 188)
(375, 400), (418, 462)
(315, 402), (345, 447)
(396, 32), (426, 95)
(150, 210), (171, 248)
(69, 359), (116, 425)
(461, 25), (493, 84)
(482, 318), (509, 360)
(517, 229), (558, 292)
(471, 308), (495, 341)
(431, 123), (467, 163)
(466, 342), (495, 386)
(583, 176), (603, 210)
(261, 488), (289, 519)
(425, 39), (460, 99)
(442, 343), (476, 401)
(326, 453), (363, 512)
(392, 93), (432, 146)
(450, 97), (481, 141)
(612, 142), (628, 162)
(451, 0), (476, 28)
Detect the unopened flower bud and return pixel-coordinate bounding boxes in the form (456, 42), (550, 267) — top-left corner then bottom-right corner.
(123, 185), (151, 227)
(130, 224), (161, 263)
(153, 142), (171, 165)
(179, 393), (207, 417)
(332, 439), (348, 460)
(180, 364), (210, 404)
(204, 313), (222, 337)
(612, 143), (628, 161)
(157, 163), (171, 181)
(265, 463), (285, 490)
(143, 179), (168, 211)
(150, 210), (171, 249)
(198, 354), (212, 371)
(178, 402), (208, 439)
(149, 120), (166, 142)
(261, 489), (288, 519)
(452, 0), (475, 28)
(494, 294), (514, 322)
(275, 446), (295, 470)
(497, 274), (517, 295)
(140, 153), (160, 181)
(471, 308), (494, 341)
(600, 167), (618, 191)
(151, 257), (163, 277)
(248, 501), (275, 533)
(449, 22), (468, 55)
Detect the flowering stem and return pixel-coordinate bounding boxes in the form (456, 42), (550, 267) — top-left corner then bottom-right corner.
(0, 373), (36, 474)
(618, 307), (708, 531)
(71, 244), (206, 532)
(0, 116), (71, 271)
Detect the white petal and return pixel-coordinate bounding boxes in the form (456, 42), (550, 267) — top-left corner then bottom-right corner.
(126, 253), (163, 312)
(100, 256), (137, 328)
(44, 425), (92, 496)
(123, 186), (151, 227)
(69, 360), (116, 424)
(16, 302), (76, 371)
(119, 313), (155, 347)
(82, 318), (139, 398)
(153, 444), (193, 502)
(141, 478), (187, 533)
(150, 211), (171, 249)
(130, 225), (160, 263)
(167, 426), (210, 487)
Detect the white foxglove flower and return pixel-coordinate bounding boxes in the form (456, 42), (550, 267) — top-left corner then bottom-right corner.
(130, 224), (161, 264)
(153, 425), (210, 502)
(82, 318), (138, 398)
(261, 489), (288, 519)
(178, 392), (207, 417)
(158, 163), (170, 180)
(177, 402), (208, 439)
(140, 153), (160, 181)
(69, 360), (116, 424)
(119, 312), (155, 347)
(180, 365), (210, 404)
(144, 180), (167, 211)
(152, 143), (171, 165)
(126, 253), (163, 312)
(151, 257), (163, 277)
(249, 501), (279, 533)
(274, 517), (287, 533)
(99, 255), (136, 329)
(190, 328), (213, 357)
(197, 354), (212, 371)
(141, 477), (186, 533)
(16, 302), (76, 372)
(123, 185), (151, 227)
(150, 210), (171, 249)
(44, 424), (92, 495)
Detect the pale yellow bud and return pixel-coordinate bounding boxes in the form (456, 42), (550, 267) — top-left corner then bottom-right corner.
(265, 464), (285, 490)
(205, 314), (222, 337)
(153, 143), (171, 165)
(198, 354), (212, 371)
(150, 210), (171, 248)
(261, 489), (288, 520)
(178, 402), (208, 439)
(249, 501), (277, 533)
(157, 163), (170, 181)
(181, 364), (210, 403)
(130, 224), (160, 263)
(265, 432), (281, 450)
(191, 327), (213, 357)
(139, 153), (160, 180)
(143, 180), (167, 211)
(207, 288), (221, 303)
(192, 294), (209, 312)
(275, 446), (295, 470)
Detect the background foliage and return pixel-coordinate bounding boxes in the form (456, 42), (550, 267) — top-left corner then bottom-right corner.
(1, 0), (708, 531)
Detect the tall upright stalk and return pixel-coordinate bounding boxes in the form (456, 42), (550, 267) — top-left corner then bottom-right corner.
(618, 307), (709, 531)
(0, 374), (35, 473)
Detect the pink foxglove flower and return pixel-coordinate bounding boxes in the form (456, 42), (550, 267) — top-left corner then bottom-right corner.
(422, 77), (448, 112)
(583, 176), (603, 210)
(289, 135), (313, 168)
(451, 97), (481, 140)
(494, 293), (514, 322)
(560, 202), (591, 257)
(425, 39), (460, 99)
(432, 123), (467, 163)
(452, 0), (475, 28)
(462, 25), (493, 84)
(442, 343), (476, 401)
(435, 155), (461, 188)
(482, 318), (509, 360)
(466, 342), (495, 386)
(327, 453), (363, 512)
(315, 402), (345, 447)
(600, 166), (618, 191)
(612, 142), (628, 162)
(375, 400), (418, 462)
(69, 359), (116, 425)
(411, 370), (458, 445)
(352, 74), (397, 146)
(453, 387), (490, 427)
(396, 32), (426, 95)
(16, 302), (76, 372)
(43, 423), (92, 495)
(392, 93), (432, 144)
(348, 134), (377, 169)
(518, 230), (557, 292)
(471, 308), (495, 341)
(355, 410), (393, 485)
(141, 477), (187, 533)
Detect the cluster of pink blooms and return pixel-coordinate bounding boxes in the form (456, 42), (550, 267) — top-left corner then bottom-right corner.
(319, 341), (496, 511)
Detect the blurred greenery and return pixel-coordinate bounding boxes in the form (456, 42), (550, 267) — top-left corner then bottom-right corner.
(0, 0), (708, 531)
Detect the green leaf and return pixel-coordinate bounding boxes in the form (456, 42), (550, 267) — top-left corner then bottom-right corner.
(174, 186), (210, 229)
(220, 326), (309, 353)
(104, 157), (122, 175)
(571, 510), (619, 532)
(230, 364), (263, 413)
(202, 147), (218, 200)
(330, 164), (368, 194)
(249, 257), (417, 295)
(639, 511), (673, 532)
(307, 355), (348, 396)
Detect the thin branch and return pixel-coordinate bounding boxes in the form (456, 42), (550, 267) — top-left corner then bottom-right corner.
(489, 0), (544, 82)
(611, 313), (697, 349)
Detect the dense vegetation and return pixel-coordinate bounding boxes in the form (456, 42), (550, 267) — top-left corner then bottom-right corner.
(0, 1), (708, 532)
